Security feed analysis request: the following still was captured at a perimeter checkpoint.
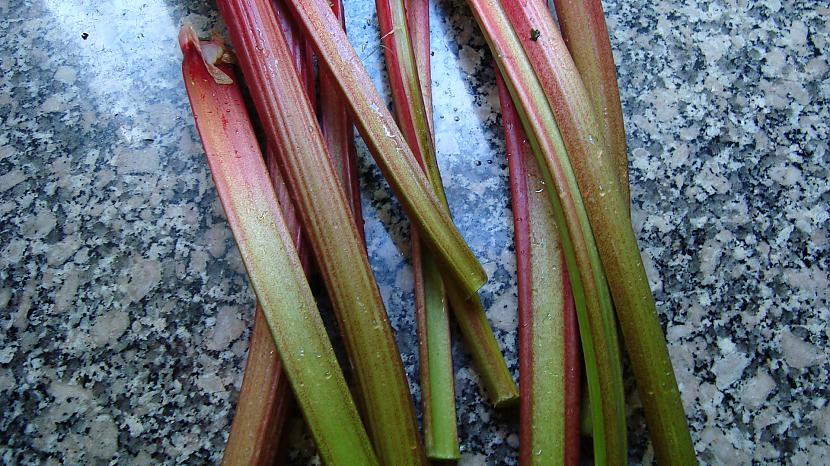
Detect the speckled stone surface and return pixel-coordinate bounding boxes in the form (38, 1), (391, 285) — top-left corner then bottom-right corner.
(0, 0), (828, 464)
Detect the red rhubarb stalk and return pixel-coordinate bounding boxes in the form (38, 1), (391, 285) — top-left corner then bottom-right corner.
(284, 0), (488, 299)
(499, 70), (581, 466)
(552, 0), (629, 203)
(500, 2), (695, 463)
(224, 305), (293, 466)
(180, 25), (377, 465)
(463, 1), (627, 463)
(319, 0), (365, 229)
(215, 1), (428, 463)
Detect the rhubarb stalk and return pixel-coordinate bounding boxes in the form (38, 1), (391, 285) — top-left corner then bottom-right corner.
(376, 0), (459, 459)
(499, 2), (695, 463)
(224, 142), (310, 466)
(180, 25), (377, 465)
(224, 305), (293, 466)
(462, 1), (627, 464)
(552, 0), (629, 204)
(376, 0), (518, 416)
(284, 0), (487, 298)
(215, 1), (428, 463)
(319, 0), (365, 229)
(223, 9), (317, 461)
(499, 71), (581, 466)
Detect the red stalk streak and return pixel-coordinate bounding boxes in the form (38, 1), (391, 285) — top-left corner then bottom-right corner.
(284, 0), (488, 299)
(377, 0), (517, 408)
(224, 145), (309, 465)
(407, 0), (433, 134)
(498, 70), (581, 466)
(381, 0), (461, 457)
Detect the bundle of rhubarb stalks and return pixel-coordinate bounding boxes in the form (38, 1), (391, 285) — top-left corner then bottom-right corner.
(179, 0), (695, 464)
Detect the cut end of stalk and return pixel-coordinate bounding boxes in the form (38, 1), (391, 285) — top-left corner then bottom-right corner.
(493, 392), (520, 409)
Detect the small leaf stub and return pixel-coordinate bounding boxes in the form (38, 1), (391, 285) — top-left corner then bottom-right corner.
(530, 29), (541, 41)
(178, 23), (234, 85)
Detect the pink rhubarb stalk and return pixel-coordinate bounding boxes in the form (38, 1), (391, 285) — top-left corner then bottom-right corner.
(376, 0), (459, 459)
(215, 1), (428, 463)
(180, 25), (377, 465)
(224, 8), (316, 462)
(499, 70), (581, 466)
(224, 305), (293, 466)
(224, 142), (311, 466)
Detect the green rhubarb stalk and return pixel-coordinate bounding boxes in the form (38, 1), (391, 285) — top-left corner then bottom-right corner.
(377, 0), (518, 415)
(400, 2), (460, 459)
(462, 1), (627, 464)
(284, 0), (487, 299)
(179, 25), (377, 465)
(375, 0), (458, 459)
(215, 1), (428, 463)
(319, 0), (365, 231)
(498, 70), (581, 466)
(224, 141), (311, 466)
(224, 11), (319, 462)
(551, 0), (629, 204)
(500, 3), (695, 464)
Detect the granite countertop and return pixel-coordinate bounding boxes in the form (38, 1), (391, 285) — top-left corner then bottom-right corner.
(1, 0), (828, 464)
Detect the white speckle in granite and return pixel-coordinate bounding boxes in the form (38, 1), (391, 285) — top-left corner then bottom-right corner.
(506, 433), (519, 449)
(712, 351), (751, 390)
(740, 369), (776, 409)
(394, 265), (413, 292)
(54, 268), (79, 313)
(46, 236), (81, 266)
(204, 223), (229, 258)
(86, 415), (119, 459)
(0, 287), (10, 309)
(21, 209), (56, 239)
(780, 330), (823, 369)
(189, 248), (209, 274)
(91, 310), (130, 347)
(0, 346), (16, 364)
(125, 257), (161, 302)
(641, 248), (663, 293)
(0, 169), (25, 193)
(40, 95), (68, 113)
(53, 66), (77, 85)
(458, 453), (487, 465)
(769, 163), (802, 187)
(810, 405), (830, 437)
(206, 306), (244, 351)
(113, 146), (160, 174)
(699, 426), (750, 465)
(197, 373), (226, 394)
(490, 291), (517, 332)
